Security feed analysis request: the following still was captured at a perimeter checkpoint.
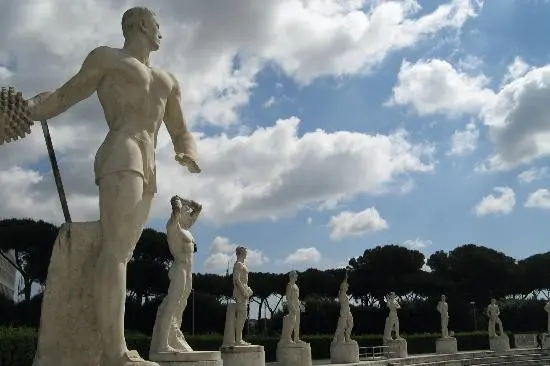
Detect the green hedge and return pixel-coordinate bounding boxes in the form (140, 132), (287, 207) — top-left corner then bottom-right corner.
(0, 327), (504, 366)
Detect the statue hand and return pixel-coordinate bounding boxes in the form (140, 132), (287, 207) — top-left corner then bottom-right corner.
(26, 91), (53, 119)
(175, 153), (201, 173)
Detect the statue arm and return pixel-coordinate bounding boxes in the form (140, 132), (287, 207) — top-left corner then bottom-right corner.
(163, 75), (198, 162)
(29, 47), (107, 121)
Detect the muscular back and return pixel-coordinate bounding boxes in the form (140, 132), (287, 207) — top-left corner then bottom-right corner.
(96, 47), (175, 140)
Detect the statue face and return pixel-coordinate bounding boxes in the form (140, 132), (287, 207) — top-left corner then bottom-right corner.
(142, 12), (162, 51)
(491, 299), (496, 304)
(441, 295), (446, 301)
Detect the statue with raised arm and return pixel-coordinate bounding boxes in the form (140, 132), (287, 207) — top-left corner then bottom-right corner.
(222, 246), (254, 346)
(383, 292), (402, 340)
(333, 273), (354, 344)
(150, 196), (201, 358)
(437, 295), (450, 338)
(27, 7), (201, 366)
(279, 271), (306, 345)
(487, 298), (505, 337)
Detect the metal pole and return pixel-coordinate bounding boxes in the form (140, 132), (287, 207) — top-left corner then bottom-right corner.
(40, 120), (71, 223)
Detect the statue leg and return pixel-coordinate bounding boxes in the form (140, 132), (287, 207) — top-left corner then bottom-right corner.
(168, 278), (193, 351)
(235, 301), (250, 345)
(393, 317), (400, 339)
(280, 314), (292, 344)
(383, 317), (391, 339)
(442, 317), (448, 338)
(94, 172), (155, 366)
(153, 275), (185, 353)
(294, 311), (305, 344)
(333, 315), (344, 342)
(345, 313), (353, 342)
(488, 321), (495, 337)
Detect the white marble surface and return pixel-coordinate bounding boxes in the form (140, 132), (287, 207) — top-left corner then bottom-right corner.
(435, 337), (457, 354)
(276, 342), (312, 366)
(489, 335), (510, 352)
(221, 345), (265, 366)
(383, 337), (408, 358)
(383, 292), (401, 340)
(279, 271), (306, 345)
(330, 340), (359, 363)
(151, 350), (221, 366)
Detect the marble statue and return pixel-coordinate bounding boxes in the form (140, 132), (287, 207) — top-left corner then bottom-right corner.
(333, 273), (354, 343)
(222, 246), (254, 346)
(279, 271), (306, 345)
(487, 298), (505, 337)
(150, 196), (201, 356)
(383, 292), (402, 340)
(437, 295), (450, 338)
(545, 301), (550, 333)
(27, 7), (201, 366)
(330, 273), (359, 364)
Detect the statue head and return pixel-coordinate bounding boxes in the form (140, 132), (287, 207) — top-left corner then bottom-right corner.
(441, 294), (446, 301)
(121, 7), (162, 51)
(235, 246), (247, 261)
(170, 196), (197, 229)
(289, 270), (298, 282)
(170, 195), (183, 213)
(491, 298), (496, 305)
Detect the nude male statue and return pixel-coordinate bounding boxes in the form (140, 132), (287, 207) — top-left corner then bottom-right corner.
(333, 275), (354, 344)
(279, 271), (306, 345)
(27, 7), (201, 366)
(383, 292), (402, 340)
(150, 196), (201, 357)
(437, 294), (450, 338)
(231, 246), (254, 345)
(487, 298), (505, 337)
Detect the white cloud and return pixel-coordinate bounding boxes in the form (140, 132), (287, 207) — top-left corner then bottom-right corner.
(283, 247), (321, 266)
(404, 238), (432, 250)
(306, 217), (313, 225)
(329, 207), (388, 240)
(263, 96), (276, 108)
(517, 167), (548, 184)
(447, 121), (479, 156)
(501, 56), (531, 86)
(388, 59), (495, 117)
(525, 189), (550, 209)
(474, 187), (516, 217)
(0, 0), (475, 224)
(203, 236), (268, 272)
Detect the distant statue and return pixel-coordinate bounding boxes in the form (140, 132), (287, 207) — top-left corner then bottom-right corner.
(222, 246), (254, 346)
(436, 295), (450, 338)
(279, 271), (306, 345)
(544, 301), (550, 333)
(487, 298), (505, 337)
(333, 273), (354, 344)
(150, 196), (201, 356)
(383, 292), (402, 340)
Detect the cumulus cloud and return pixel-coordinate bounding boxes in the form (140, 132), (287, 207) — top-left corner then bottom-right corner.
(525, 189), (550, 209)
(517, 167), (548, 184)
(447, 121), (479, 156)
(0, 0), (478, 224)
(388, 59), (495, 117)
(501, 57), (531, 86)
(329, 207), (388, 240)
(474, 187), (516, 217)
(203, 236), (268, 272)
(283, 247), (322, 266)
(404, 238), (432, 250)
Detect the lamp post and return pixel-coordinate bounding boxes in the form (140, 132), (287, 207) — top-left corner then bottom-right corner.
(470, 301), (477, 330)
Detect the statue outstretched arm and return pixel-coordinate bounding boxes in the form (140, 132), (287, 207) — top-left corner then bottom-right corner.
(164, 74), (201, 173)
(29, 47), (107, 121)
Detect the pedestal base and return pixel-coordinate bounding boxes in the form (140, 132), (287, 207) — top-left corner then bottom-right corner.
(436, 337), (457, 354)
(33, 222), (103, 366)
(150, 351), (222, 366)
(330, 340), (359, 364)
(277, 342), (312, 366)
(383, 338), (408, 358)
(489, 335), (510, 352)
(543, 334), (550, 349)
(220, 345), (265, 366)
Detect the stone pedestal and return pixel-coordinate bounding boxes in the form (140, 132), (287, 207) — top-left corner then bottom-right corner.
(489, 335), (510, 352)
(220, 345), (265, 366)
(383, 338), (407, 358)
(330, 340), (359, 364)
(436, 337), (458, 354)
(150, 351), (222, 366)
(276, 342), (312, 366)
(543, 334), (550, 349)
(33, 222), (103, 366)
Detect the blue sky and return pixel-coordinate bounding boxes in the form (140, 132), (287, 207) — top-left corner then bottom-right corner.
(2, 0), (550, 277)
